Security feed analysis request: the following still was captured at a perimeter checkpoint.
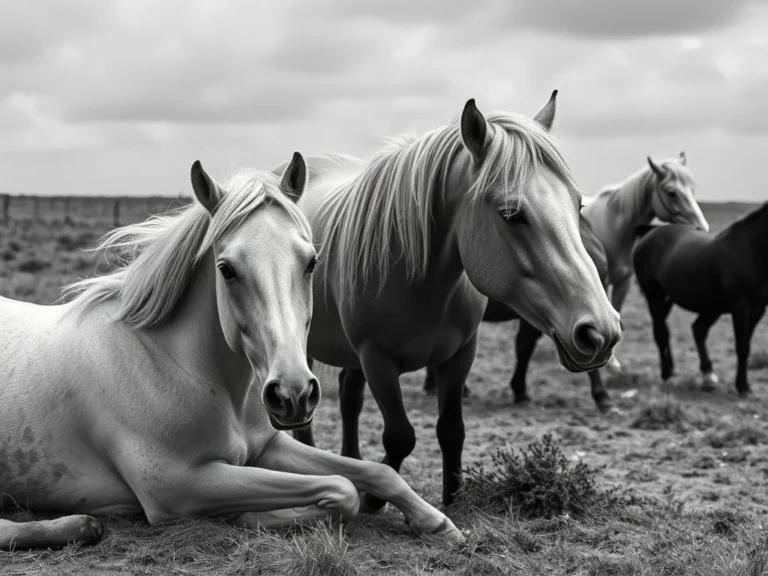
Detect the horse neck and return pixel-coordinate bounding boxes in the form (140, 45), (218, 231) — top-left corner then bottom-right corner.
(140, 250), (253, 409)
(429, 151), (480, 284)
(608, 168), (656, 236)
(723, 209), (768, 273)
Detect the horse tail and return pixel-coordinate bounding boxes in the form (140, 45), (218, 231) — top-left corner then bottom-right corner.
(632, 224), (658, 241)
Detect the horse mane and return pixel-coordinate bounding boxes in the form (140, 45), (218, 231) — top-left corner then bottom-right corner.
(599, 157), (691, 208)
(62, 168), (311, 329)
(316, 111), (576, 303)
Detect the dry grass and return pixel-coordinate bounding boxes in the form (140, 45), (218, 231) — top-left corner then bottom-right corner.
(3, 201), (768, 575)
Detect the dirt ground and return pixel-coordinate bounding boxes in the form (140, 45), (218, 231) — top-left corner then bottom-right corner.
(2, 202), (768, 575)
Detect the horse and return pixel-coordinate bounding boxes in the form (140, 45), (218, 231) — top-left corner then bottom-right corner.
(582, 151), (710, 373)
(632, 201), (768, 397)
(278, 91), (622, 509)
(420, 213), (615, 412)
(0, 153), (464, 551)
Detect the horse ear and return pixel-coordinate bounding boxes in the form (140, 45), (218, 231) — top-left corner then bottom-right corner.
(533, 89), (558, 132)
(461, 98), (489, 165)
(280, 151), (307, 203)
(679, 151), (687, 166)
(190, 160), (224, 214)
(647, 157), (666, 180)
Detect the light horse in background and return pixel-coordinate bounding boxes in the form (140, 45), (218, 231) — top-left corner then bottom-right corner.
(280, 92), (622, 509)
(0, 154), (463, 551)
(582, 151), (710, 373)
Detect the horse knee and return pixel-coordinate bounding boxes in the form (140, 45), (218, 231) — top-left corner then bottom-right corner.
(326, 476), (360, 522)
(382, 426), (416, 462)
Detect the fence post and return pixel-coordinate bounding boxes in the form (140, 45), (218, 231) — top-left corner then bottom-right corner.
(113, 199), (120, 228)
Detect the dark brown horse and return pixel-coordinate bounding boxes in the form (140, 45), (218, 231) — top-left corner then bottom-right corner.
(632, 202), (768, 396)
(420, 214), (615, 412)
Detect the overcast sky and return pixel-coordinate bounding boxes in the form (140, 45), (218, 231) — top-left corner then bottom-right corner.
(0, 0), (766, 201)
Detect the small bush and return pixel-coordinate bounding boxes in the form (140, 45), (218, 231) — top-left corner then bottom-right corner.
(631, 397), (688, 431)
(456, 434), (631, 519)
(705, 426), (768, 448)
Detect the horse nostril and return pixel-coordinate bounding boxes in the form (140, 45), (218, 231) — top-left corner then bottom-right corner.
(573, 321), (605, 356)
(307, 377), (320, 411)
(263, 379), (287, 416)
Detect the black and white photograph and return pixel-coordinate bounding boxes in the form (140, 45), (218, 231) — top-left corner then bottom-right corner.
(2, 1), (768, 574)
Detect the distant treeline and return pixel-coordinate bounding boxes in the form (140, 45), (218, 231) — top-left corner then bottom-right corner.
(0, 194), (192, 227)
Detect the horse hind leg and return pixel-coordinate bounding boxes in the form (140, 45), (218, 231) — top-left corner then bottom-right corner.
(0, 515), (103, 551)
(588, 369), (615, 413)
(424, 366), (472, 398)
(606, 275), (632, 373)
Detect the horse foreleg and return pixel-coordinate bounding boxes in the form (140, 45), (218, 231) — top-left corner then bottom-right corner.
(255, 432), (464, 545)
(691, 312), (721, 391)
(510, 319), (543, 404)
(339, 367), (367, 460)
(132, 459), (360, 529)
(732, 304), (765, 397)
(0, 516), (103, 551)
(356, 343), (415, 513)
(434, 335), (477, 506)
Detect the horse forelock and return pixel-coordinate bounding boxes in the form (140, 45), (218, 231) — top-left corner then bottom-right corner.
(317, 110), (576, 305)
(63, 168), (309, 329)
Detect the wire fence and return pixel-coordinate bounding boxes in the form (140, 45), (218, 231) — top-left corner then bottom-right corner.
(0, 194), (192, 227)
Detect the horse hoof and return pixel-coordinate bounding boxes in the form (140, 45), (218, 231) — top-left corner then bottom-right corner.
(738, 388), (752, 399)
(596, 401), (618, 415)
(700, 372), (719, 392)
(72, 515), (104, 546)
(423, 387), (437, 397)
(359, 493), (388, 514)
(420, 516), (465, 547)
(513, 395), (531, 405)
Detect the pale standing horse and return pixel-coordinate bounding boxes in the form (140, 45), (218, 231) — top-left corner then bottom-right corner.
(279, 92), (622, 509)
(0, 154), (463, 551)
(581, 151), (710, 372)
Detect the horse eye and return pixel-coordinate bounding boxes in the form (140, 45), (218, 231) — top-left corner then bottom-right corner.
(498, 209), (527, 225)
(217, 262), (237, 282)
(666, 189), (676, 197)
(306, 256), (319, 274)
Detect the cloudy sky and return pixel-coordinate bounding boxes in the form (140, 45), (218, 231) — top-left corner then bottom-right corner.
(0, 0), (766, 201)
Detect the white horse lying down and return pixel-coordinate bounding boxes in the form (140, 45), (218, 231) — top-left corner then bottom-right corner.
(0, 152), (463, 550)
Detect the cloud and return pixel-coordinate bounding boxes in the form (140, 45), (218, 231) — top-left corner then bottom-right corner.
(331, 0), (762, 39)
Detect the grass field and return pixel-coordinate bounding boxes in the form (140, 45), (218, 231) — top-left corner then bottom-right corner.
(2, 201), (768, 575)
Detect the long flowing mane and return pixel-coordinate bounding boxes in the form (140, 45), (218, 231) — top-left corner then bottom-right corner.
(316, 111), (576, 303)
(62, 168), (311, 329)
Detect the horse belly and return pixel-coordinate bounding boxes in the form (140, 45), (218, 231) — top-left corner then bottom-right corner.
(0, 410), (141, 514)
